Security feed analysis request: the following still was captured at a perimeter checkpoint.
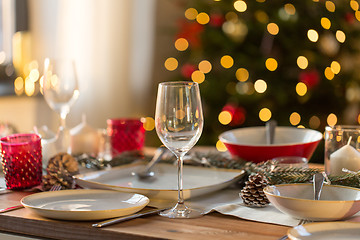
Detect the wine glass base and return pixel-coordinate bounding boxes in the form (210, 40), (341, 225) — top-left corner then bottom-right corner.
(159, 203), (203, 219)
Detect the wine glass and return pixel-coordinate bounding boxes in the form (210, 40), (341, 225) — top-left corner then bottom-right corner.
(155, 81), (204, 218)
(42, 58), (80, 152)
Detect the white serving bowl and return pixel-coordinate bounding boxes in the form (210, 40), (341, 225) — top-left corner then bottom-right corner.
(219, 126), (323, 163)
(263, 183), (360, 221)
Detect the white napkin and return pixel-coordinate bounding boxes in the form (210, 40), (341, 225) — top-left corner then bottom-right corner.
(149, 187), (300, 226)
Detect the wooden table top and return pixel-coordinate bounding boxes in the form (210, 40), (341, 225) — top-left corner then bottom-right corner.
(0, 190), (289, 240)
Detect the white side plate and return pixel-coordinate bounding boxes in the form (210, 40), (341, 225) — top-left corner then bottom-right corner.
(21, 189), (149, 221)
(288, 222), (360, 240)
(74, 163), (245, 200)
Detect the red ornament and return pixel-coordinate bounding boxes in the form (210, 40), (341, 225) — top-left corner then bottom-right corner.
(176, 20), (204, 48)
(181, 63), (197, 78)
(209, 14), (225, 27)
(222, 104), (246, 126)
(299, 70), (320, 89)
(345, 12), (355, 24)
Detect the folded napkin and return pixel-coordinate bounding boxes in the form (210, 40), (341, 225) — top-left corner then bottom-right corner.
(149, 186), (360, 227)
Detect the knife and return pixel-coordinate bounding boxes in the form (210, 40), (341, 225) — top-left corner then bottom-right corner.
(0, 204), (24, 213)
(92, 207), (169, 228)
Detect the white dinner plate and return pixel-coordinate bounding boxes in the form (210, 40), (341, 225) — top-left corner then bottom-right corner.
(21, 189), (149, 221)
(288, 222), (360, 240)
(74, 163), (245, 200)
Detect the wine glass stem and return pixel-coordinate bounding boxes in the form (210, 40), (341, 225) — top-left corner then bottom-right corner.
(59, 113), (67, 131)
(177, 156), (184, 205)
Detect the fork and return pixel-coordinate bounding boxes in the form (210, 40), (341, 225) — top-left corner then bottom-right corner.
(278, 219), (313, 240)
(0, 184), (62, 213)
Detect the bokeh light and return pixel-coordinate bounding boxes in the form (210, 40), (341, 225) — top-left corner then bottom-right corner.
(297, 56), (308, 69)
(330, 61), (341, 74)
(143, 117), (155, 131)
(175, 38), (189, 51)
(350, 0), (359, 11)
(296, 82), (307, 96)
(234, 0), (247, 12)
(284, 3), (296, 15)
(236, 68), (249, 82)
(309, 115), (321, 129)
(196, 12), (210, 25)
(324, 67), (335, 80)
(289, 112), (301, 125)
(321, 17), (331, 29)
(218, 111), (232, 125)
(336, 30), (346, 43)
(307, 29), (319, 42)
(259, 108), (272, 122)
(216, 140), (228, 152)
(221, 55), (234, 68)
(254, 79), (267, 93)
(255, 10), (269, 23)
(185, 8), (198, 20)
(164, 57), (178, 71)
(267, 23), (279, 35)
(327, 113), (337, 126)
(265, 58), (278, 71)
(325, 1), (336, 12)
(198, 60), (212, 73)
(191, 70), (205, 83)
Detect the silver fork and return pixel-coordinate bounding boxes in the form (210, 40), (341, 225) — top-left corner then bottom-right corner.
(0, 184), (62, 213)
(278, 219), (313, 239)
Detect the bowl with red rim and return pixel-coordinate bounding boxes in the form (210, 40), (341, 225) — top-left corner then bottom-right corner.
(219, 126), (322, 163)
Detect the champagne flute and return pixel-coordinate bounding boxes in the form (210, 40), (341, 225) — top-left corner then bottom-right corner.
(155, 81), (204, 218)
(42, 58), (80, 152)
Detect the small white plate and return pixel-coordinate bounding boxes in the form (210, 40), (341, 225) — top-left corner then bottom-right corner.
(21, 189), (149, 221)
(74, 163), (244, 200)
(288, 222), (360, 240)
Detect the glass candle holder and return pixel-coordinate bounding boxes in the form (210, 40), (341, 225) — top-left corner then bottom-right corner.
(1, 133), (42, 189)
(324, 125), (360, 176)
(107, 119), (145, 157)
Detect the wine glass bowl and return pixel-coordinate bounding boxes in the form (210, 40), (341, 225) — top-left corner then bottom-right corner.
(42, 58), (80, 152)
(155, 81), (203, 218)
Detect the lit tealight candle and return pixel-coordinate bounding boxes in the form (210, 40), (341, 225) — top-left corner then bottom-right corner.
(330, 137), (360, 175)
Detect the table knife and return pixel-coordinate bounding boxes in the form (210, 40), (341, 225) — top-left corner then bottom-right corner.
(0, 204), (24, 213)
(92, 207), (169, 228)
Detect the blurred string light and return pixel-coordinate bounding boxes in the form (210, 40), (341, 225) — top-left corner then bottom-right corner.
(196, 12), (210, 25)
(321, 17), (331, 29)
(325, 1), (336, 12)
(259, 107), (271, 122)
(324, 67), (335, 80)
(191, 70), (205, 83)
(267, 23), (279, 35)
(336, 30), (346, 43)
(185, 8), (198, 20)
(297, 56), (308, 69)
(265, 58), (278, 71)
(327, 113), (337, 126)
(234, 0), (247, 12)
(198, 60), (212, 73)
(296, 82), (307, 96)
(254, 79), (267, 93)
(142, 117), (155, 131)
(218, 110), (232, 125)
(164, 57), (178, 71)
(221, 55), (234, 68)
(236, 68), (249, 82)
(216, 140), (227, 152)
(307, 29), (319, 42)
(290, 112), (301, 125)
(175, 38), (189, 51)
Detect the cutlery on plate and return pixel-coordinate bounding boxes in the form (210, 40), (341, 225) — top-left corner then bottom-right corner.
(92, 207), (170, 228)
(132, 146), (167, 180)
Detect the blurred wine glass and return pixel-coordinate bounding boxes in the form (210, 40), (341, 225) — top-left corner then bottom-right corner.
(42, 58), (80, 152)
(155, 81), (203, 218)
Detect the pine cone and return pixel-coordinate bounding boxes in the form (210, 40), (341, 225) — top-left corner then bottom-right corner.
(240, 173), (270, 207)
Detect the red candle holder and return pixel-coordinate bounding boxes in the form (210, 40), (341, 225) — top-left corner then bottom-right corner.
(1, 133), (42, 189)
(107, 119), (145, 157)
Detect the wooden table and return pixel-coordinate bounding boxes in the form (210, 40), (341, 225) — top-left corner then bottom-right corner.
(0, 190), (289, 240)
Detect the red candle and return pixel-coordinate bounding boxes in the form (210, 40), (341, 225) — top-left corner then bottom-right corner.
(1, 133), (42, 189)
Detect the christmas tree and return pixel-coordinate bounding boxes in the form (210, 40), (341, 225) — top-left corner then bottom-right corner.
(165, 0), (360, 155)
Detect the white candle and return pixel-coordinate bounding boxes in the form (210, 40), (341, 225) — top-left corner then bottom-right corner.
(330, 143), (360, 176)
